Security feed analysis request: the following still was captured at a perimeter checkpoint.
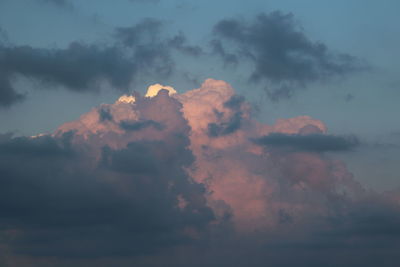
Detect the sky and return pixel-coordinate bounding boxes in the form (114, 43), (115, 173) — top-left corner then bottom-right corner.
(0, 0), (400, 266)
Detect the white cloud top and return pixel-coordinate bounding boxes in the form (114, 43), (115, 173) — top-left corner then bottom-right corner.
(117, 95), (136, 104)
(145, 83), (177, 98)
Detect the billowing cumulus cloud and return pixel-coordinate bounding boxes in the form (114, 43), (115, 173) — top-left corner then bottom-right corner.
(212, 12), (363, 101)
(0, 80), (399, 266)
(0, 89), (214, 264)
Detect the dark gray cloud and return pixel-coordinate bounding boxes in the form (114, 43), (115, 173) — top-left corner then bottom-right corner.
(332, 198), (400, 238)
(223, 94), (245, 110)
(212, 11), (362, 101)
(208, 111), (242, 137)
(115, 19), (202, 57)
(254, 133), (359, 152)
(207, 95), (245, 137)
(0, 42), (135, 107)
(168, 32), (204, 56)
(114, 19), (175, 79)
(101, 142), (158, 174)
(0, 18), (203, 107)
(0, 11), (365, 107)
(115, 18), (163, 47)
(0, 89), (216, 260)
(0, 73), (25, 107)
(0, 27), (8, 42)
(210, 39), (238, 65)
(0, 133), (73, 157)
(0, 42), (137, 90)
(0, 134), (213, 259)
(119, 119), (164, 131)
(98, 106), (113, 122)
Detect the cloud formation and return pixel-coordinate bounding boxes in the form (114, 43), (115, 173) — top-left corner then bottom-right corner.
(212, 12), (362, 100)
(207, 95), (245, 137)
(0, 11), (363, 107)
(0, 19), (199, 107)
(0, 89), (214, 262)
(254, 132), (359, 152)
(0, 42), (133, 107)
(145, 83), (177, 97)
(0, 79), (398, 266)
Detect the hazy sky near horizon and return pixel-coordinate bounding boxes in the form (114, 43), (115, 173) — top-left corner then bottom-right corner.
(0, 1), (400, 266)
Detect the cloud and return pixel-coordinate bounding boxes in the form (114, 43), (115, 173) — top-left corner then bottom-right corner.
(115, 18), (202, 75)
(117, 94), (136, 104)
(207, 111), (242, 137)
(0, 91), (214, 261)
(1, 79), (399, 266)
(334, 197), (400, 238)
(0, 42), (134, 107)
(254, 132), (360, 152)
(0, 73), (25, 107)
(36, 0), (75, 10)
(98, 106), (113, 122)
(212, 12), (363, 101)
(0, 19), (201, 107)
(0, 133), (73, 157)
(115, 19), (203, 58)
(168, 32), (204, 56)
(119, 119), (164, 131)
(210, 39), (238, 65)
(0, 27), (8, 43)
(0, 11), (363, 107)
(145, 83), (177, 97)
(207, 94), (246, 137)
(115, 18), (163, 47)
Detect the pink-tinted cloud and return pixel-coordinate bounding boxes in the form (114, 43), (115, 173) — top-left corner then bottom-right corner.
(1, 80), (399, 266)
